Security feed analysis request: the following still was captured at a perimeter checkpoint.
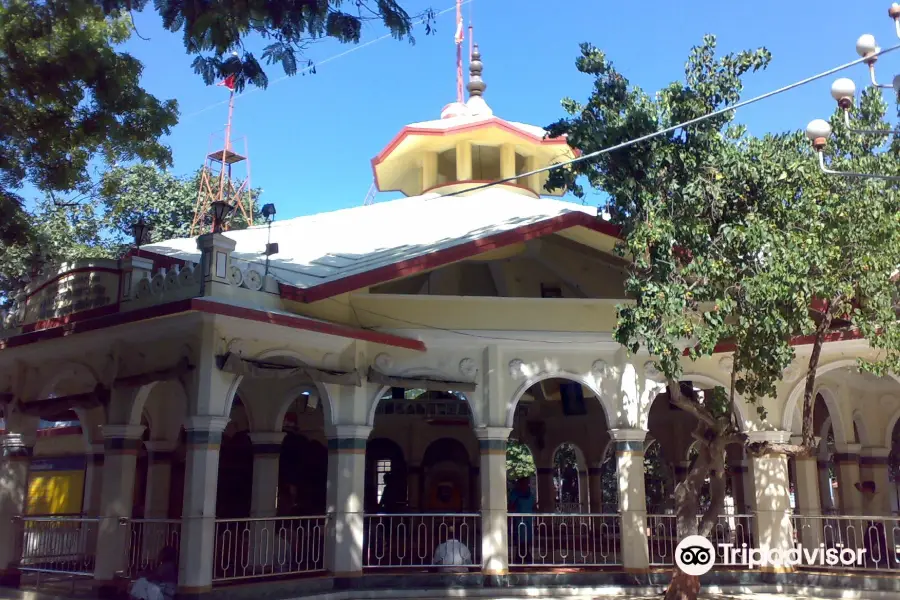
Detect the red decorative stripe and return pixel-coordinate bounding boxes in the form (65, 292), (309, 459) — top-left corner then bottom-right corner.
(1, 298), (425, 352)
(282, 211), (621, 303)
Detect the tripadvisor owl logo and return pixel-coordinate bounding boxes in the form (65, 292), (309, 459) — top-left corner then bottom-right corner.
(675, 535), (715, 576)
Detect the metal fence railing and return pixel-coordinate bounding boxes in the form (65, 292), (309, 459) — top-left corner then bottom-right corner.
(790, 514), (900, 571)
(508, 513), (621, 567)
(15, 516), (98, 577)
(212, 516), (327, 582)
(122, 518), (181, 578)
(647, 514), (755, 567)
(363, 513), (480, 570)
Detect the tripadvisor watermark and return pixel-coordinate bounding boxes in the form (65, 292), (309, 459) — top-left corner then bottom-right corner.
(675, 535), (866, 576)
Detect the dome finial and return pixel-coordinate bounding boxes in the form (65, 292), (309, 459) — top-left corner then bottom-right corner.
(467, 44), (486, 98)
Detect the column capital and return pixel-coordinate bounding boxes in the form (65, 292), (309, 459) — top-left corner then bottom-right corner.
(101, 424), (145, 440)
(1, 433), (35, 458)
(248, 431), (286, 446)
(860, 446), (891, 458)
(834, 442), (862, 455)
(325, 424), (372, 440)
(184, 415), (230, 433)
(746, 430), (791, 444)
(609, 428), (647, 443)
(474, 426), (512, 441)
(249, 431), (285, 455)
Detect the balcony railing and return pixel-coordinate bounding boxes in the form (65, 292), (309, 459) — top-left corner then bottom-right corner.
(212, 516), (327, 582)
(15, 516), (98, 577)
(647, 514), (755, 567)
(790, 514), (900, 571)
(122, 518), (181, 578)
(363, 513), (480, 569)
(508, 513), (621, 567)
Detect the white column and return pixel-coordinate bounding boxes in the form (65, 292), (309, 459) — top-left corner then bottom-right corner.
(249, 432), (284, 518)
(818, 459), (835, 511)
(589, 464), (605, 513)
(747, 431), (794, 573)
(477, 427), (511, 577)
(536, 466), (555, 513)
(612, 429), (649, 573)
(577, 470), (589, 511)
(859, 447), (892, 516)
(82, 444), (105, 517)
(325, 425), (370, 579)
(143, 442), (177, 519)
(407, 464), (422, 511)
(0, 434), (35, 587)
(834, 443), (863, 515)
(94, 424), (145, 589)
(793, 456), (825, 547)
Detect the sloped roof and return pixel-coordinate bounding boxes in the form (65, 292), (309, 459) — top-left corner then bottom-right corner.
(142, 187), (616, 302)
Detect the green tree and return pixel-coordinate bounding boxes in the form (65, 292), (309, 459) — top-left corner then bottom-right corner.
(546, 35), (900, 600)
(506, 439), (536, 482)
(0, 164), (262, 302)
(3, 0), (429, 248)
(0, 1), (178, 248)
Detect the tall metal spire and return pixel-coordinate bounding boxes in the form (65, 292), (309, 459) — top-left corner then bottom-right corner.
(454, 0), (464, 103)
(467, 44), (486, 98)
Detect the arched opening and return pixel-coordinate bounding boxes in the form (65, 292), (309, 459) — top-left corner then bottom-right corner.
(216, 398), (253, 518)
(363, 386), (479, 570)
(507, 376), (616, 567)
(279, 391), (327, 516)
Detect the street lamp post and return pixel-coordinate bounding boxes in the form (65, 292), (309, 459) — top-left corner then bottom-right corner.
(805, 3), (900, 180)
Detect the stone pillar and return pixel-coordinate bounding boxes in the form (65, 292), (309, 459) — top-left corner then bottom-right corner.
(500, 143), (516, 180)
(407, 465), (421, 511)
(469, 466), (480, 512)
(817, 459), (835, 511)
(325, 425), (370, 580)
(612, 428), (649, 573)
(536, 467), (555, 512)
(0, 433), (35, 587)
(455, 141), (473, 181)
(82, 444), (105, 516)
(747, 432), (794, 572)
(792, 456), (825, 548)
(859, 447), (891, 516)
(834, 443), (863, 515)
(727, 458), (750, 513)
(421, 152), (437, 192)
(476, 427), (511, 577)
(144, 442), (177, 519)
(588, 464), (605, 513)
(577, 470), (589, 512)
(94, 424), (145, 590)
(177, 416), (229, 598)
(248, 432), (284, 518)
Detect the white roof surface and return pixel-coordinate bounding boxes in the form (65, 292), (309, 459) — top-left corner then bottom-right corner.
(406, 113), (550, 141)
(142, 187), (596, 292)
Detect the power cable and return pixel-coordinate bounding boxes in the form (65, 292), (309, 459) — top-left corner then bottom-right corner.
(181, 0), (476, 120)
(437, 43), (900, 198)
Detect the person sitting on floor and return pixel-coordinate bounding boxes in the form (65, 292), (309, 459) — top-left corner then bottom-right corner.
(433, 525), (472, 573)
(129, 546), (177, 600)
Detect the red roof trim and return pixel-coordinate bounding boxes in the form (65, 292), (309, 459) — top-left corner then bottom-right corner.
(190, 299), (426, 352)
(372, 117), (571, 169)
(684, 328), (864, 357)
(280, 211), (622, 304)
(1, 298), (425, 352)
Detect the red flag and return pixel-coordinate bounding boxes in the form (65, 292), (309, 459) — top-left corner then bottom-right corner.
(217, 74), (236, 91)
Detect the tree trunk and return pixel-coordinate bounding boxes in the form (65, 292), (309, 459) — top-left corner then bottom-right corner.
(801, 302), (833, 449)
(664, 568), (701, 600)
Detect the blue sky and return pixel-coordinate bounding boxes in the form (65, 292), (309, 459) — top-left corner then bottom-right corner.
(115, 0), (894, 220)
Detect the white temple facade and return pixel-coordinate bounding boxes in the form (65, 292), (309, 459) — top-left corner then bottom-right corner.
(1, 45), (900, 600)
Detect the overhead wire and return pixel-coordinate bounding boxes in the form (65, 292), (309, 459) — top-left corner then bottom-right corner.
(181, 0), (476, 121)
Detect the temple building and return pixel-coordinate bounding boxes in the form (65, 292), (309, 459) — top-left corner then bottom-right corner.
(1, 43), (900, 600)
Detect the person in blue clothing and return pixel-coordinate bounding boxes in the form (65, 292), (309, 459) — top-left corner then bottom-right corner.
(508, 478), (536, 563)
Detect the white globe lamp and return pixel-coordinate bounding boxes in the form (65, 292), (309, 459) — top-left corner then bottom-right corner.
(806, 119), (832, 150)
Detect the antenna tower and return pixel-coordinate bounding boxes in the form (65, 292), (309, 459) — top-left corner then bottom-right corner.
(362, 181), (377, 206)
(454, 0), (464, 103)
(191, 75), (254, 235)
